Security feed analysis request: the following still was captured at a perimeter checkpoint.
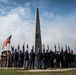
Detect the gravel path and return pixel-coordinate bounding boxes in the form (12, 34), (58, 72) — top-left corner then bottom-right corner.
(0, 67), (76, 72)
(18, 68), (76, 72)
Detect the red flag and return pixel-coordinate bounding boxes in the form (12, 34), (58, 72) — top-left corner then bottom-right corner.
(2, 35), (12, 49)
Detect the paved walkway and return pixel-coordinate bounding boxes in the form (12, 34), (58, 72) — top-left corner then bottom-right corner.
(0, 67), (76, 72)
(17, 68), (76, 72)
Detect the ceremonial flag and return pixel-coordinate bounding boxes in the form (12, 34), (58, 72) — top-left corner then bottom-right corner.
(22, 43), (25, 52)
(18, 43), (20, 50)
(2, 35), (12, 49)
(47, 44), (49, 50)
(68, 46), (70, 53)
(26, 44), (28, 49)
(58, 43), (60, 52)
(54, 45), (56, 54)
(26, 44), (29, 51)
(65, 44), (67, 51)
(11, 46), (14, 51)
(54, 45), (56, 49)
(43, 44), (45, 54)
(32, 45), (34, 50)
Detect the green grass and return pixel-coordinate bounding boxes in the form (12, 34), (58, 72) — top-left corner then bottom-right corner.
(0, 69), (76, 75)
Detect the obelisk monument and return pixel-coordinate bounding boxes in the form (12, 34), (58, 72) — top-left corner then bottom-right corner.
(35, 8), (42, 54)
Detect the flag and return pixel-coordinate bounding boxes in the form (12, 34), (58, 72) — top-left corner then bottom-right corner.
(58, 43), (60, 52)
(2, 35), (12, 49)
(54, 45), (56, 49)
(26, 44), (28, 49)
(47, 44), (49, 50)
(11, 46), (14, 51)
(18, 43), (20, 50)
(43, 44), (45, 54)
(26, 44), (29, 51)
(32, 45), (34, 50)
(68, 46), (70, 53)
(22, 43), (25, 52)
(65, 44), (67, 51)
(54, 45), (56, 54)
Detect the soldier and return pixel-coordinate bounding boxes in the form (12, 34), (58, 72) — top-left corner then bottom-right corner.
(18, 50), (24, 67)
(8, 52), (12, 67)
(74, 54), (76, 67)
(44, 50), (50, 69)
(11, 46), (14, 67)
(63, 50), (69, 68)
(14, 49), (18, 67)
(55, 51), (60, 68)
(49, 49), (54, 68)
(70, 50), (74, 67)
(59, 49), (64, 67)
(30, 49), (35, 69)
(37, 49), (43, 69)
(24, 50), (29, 69)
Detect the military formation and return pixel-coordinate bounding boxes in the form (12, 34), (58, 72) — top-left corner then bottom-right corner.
(4, 44), (76, 69)
(1, 8), (76, 69)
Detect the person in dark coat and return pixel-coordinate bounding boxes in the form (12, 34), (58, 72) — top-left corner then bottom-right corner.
(21, 51), (24, 67)
(18, 50), (24, 67)
(63, 50), (69, 68)
(14, 49), (18, 67)
(55, 51), (60, 68)
(8, 52), (12, 67)
(74, 54), (76, 67)
(70, 50), (74, 67)
(59, 49), (64, 67)
(44, 50), (50, 69)
(24, 50), (29, 69)
(37, 49), (43, 69)
(49, 49), (54, 68)
(30, 49), (35, 69)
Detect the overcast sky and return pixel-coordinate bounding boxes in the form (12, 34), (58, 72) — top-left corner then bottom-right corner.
(0, 0), (76, 53)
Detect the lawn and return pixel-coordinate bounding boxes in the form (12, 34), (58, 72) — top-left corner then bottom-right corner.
(0, 68), (76, 75)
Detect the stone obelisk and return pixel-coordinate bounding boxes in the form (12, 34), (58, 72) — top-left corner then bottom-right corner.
(35, 8), (42, 54)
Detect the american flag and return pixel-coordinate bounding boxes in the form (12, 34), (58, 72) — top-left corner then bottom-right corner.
(2, 35), (12, 49)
